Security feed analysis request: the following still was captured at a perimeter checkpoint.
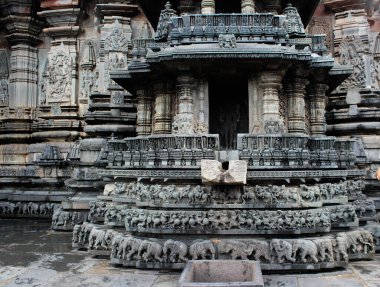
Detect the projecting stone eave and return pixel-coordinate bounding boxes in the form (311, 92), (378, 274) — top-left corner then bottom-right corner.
(145, 43), (313, 63)
(110, 68), (152, 96)
(327, 63), (354, 93)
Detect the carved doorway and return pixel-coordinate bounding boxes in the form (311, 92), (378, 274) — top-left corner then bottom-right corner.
(209, 77), (249, 150)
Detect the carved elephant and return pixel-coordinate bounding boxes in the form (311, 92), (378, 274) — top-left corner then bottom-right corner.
(219, 240), (251, 260)
(119, 237), (143, 260)
(270, 239), (295, 263)
(137, 240), (163, 262)
(189, 240), (215, 260)
(312, 238), (334, 262)
(246, 240), (272, 262)
(88, 228), (106, 250)
(291, 239), (318, 263)
(163, 239), (188, 263)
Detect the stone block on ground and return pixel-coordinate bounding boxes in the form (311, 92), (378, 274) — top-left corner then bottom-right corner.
(178, 260), (264, 287)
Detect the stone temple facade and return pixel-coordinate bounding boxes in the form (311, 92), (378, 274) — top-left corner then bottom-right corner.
(0, 0), (380, 271)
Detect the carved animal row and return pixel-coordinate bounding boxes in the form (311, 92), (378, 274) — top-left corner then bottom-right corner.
(0, 201), (60, 216)
(102, 181), (363, 206)
(352, 199), (377, 219)
(108, 231), (374, 265)
(52, 208), (88, 229)
(88, 201), (107, 222)
(120, 208), (334, 232)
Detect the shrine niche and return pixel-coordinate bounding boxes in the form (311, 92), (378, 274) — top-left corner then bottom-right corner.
(209, 77), (249, 149)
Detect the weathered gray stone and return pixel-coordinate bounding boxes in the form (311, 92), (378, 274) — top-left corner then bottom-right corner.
(178, 260), (264, 287)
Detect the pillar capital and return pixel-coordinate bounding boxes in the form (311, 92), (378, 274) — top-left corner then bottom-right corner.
(201, 0), (215, 15)
(242, 0), (255, 14)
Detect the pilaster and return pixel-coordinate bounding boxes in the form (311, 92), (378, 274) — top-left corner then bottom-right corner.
(173, 75), (194, 135)
(153, 82), (172, 134)
(260, 72), (284, 134)
(136, 89), (153, 136)
(287, 77), (309, 134)
(309, 83), (329, 136)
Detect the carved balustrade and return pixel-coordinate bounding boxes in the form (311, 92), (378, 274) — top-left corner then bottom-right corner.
(334, 139), (356, 168)
(168, 13), (288, 45)
(238, 134), (356, 169)
(106, 135), (219, 168)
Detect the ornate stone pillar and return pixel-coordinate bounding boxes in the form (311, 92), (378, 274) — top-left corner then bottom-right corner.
(173, 75), (194, 135)
(136, 89), (153, 136)
(201, 0), (215, 14)
(287, 78), (309, 134)
(242, 0), (255, 13)
(260, 72), (284, 133)
(0, 1), (43, 109)
(153, 82), (172, 134)
(309, 83), (329, 136)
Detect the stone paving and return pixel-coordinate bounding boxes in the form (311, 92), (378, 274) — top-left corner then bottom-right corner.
(0, 219), (379, 287)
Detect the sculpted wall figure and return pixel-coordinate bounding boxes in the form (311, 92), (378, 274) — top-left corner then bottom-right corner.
(47, 46), (72, 102)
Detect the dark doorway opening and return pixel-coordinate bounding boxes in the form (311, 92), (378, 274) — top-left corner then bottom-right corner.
(209, 76), (249, 150)
(215, 1), (241, 14)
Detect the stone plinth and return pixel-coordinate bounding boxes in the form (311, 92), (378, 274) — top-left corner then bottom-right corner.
(178, 260), (264, 287)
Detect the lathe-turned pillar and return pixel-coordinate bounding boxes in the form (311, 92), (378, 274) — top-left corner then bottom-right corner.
(242, 0), (255, 13)
(309, 83), (329, 136)
(153, 82), (172, 134)
(260, 72), (284, 133)
(201, 0), (215, 14)
(173, 75), (194, 134)
(286, 77), (309, 134)
(136, 89), (153, 136)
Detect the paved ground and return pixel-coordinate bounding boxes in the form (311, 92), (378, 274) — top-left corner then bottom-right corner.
(0, 219), (379, 287)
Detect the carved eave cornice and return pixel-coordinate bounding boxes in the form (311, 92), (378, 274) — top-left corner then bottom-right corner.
(145, 44), (312, 63)
(327, 63), (354, 92)
(310, 55), (335, 69)
(37, 8), (84, 27)
(95, 3), (139, 18)
(42, 26), (82, 38)
(110, 68), (152, 95)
